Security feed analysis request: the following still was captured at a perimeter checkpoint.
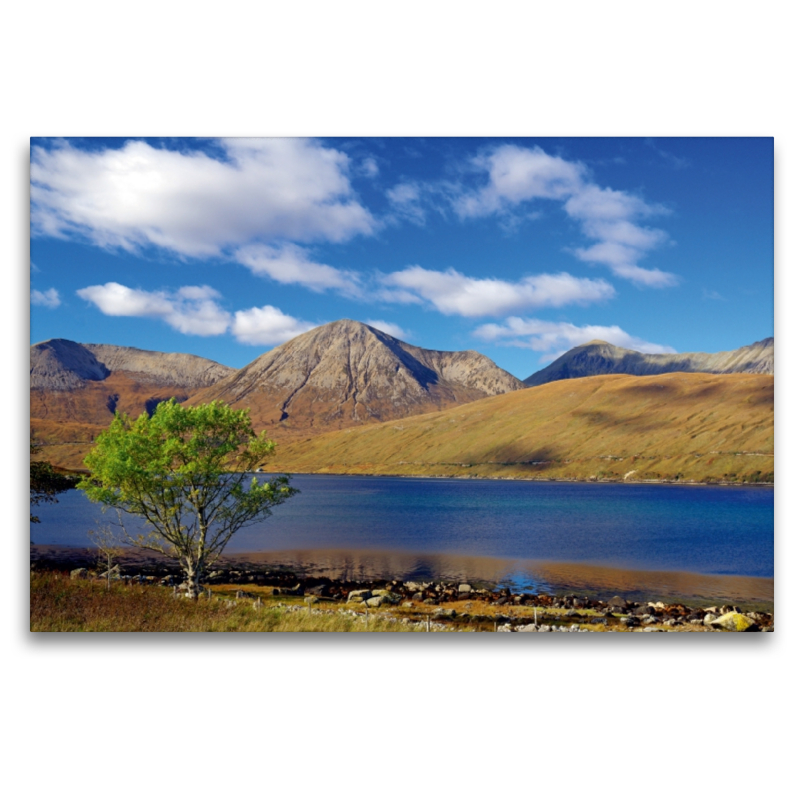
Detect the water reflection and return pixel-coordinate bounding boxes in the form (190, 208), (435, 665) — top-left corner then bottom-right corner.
(226, 547), (774, 607)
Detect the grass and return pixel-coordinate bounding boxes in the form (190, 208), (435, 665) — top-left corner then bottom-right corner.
(30, 572), (422, 632)
(266, 372), (774, 484)
(31, 571), (730, 632)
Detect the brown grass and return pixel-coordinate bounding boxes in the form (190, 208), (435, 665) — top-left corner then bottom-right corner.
(30, 572), (421, 632)
(266, 373), (774, 484)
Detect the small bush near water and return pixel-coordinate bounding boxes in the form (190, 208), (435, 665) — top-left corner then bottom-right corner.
(30, 571), (416, 633)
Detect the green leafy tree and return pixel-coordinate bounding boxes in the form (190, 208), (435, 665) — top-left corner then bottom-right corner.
(77, 399), (298, 598)
(30, 440), (77, 523)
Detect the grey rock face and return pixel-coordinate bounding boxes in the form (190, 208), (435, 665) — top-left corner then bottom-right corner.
(30, 339), (234, 391)
(524, 337), (774, 387)
(195, 319), (524, 429)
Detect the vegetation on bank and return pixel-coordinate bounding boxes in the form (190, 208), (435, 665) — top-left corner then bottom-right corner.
(30, 572), (417, 632)
(30, 441), (78, 523)
(77, 399), (298, 598)
(30, 569), (772, 632)
(267, 373), (774, 485)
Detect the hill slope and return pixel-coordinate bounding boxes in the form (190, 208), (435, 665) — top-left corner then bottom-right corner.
(30, 340), (234, 468)
(268, 372), (773, 484)
(524, 337), (774, 386)
(189, 319), (523, 438)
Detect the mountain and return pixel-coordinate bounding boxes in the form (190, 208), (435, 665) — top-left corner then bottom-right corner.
(523, 337), (774, 387)
(189, 319), (524, 438)
(30, 340), (234, 467)
(268, 372), (774, 485)
(31, 339), (234, 391)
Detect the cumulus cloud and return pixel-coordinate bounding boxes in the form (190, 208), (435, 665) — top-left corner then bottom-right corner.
(455, 145), (585, 217)
(452, 144), (677, 288)
(381, 266), (615, 317)
(231, 305), (318, 346)
(76, 282), (231, 336)
(31, 137), (376, 262)
(474, 316), (677, 360)
(31, 288), (60, 308)
(365, 319), (411, 340)
(234, 243), (362, 296)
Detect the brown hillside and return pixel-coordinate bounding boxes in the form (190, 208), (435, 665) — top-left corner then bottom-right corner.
(267, 372), (774, 484)
(30, 340), (234, 470)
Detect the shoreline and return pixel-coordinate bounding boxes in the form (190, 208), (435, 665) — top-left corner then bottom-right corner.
(30, 553), (774, 633)
(265, 470), (774, 487)
(30, 544), (774, 614)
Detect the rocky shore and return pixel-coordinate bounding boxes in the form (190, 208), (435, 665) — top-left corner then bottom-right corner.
(32, 546), (773, 632)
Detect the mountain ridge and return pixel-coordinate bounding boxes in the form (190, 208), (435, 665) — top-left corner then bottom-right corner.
(190, 319), (524, 436)
(30, 339), (235, 391)
(524, 337), (774, 386)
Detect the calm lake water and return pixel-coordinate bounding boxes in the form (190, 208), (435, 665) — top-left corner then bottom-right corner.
(31, 475), (774, 604)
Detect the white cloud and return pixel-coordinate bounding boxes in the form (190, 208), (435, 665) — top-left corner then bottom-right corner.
(365, 319), (411, 340)
(234, 243), (362, 296)
(382, 265), (615, 317)
(231, 305), (318, 346)
(360, 157), (379, 178)
(455, 145), (585, 217)
(76, 282), (231, 336)
(31, 288), (60, 308)
(31, 138), (376, 259)
(566, 185), (677, 287)
(386, 182), (427, 225)
(76, 281), (318, 345)
(451, 144), (677, 288)
(474, 316), (677, 360)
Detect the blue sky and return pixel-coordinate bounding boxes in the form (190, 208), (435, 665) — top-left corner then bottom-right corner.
(29, 137), (773, 379)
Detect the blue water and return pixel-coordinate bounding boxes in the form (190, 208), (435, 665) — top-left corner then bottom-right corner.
(31, 475), (773, 578)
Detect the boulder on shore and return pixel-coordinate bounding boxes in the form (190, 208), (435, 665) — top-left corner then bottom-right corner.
(711, 612), (760, 632)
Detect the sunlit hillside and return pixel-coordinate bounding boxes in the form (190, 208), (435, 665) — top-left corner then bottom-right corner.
(266, 372), (774, 484)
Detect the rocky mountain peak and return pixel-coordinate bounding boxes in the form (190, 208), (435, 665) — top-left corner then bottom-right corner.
(190, 319), (524, 436)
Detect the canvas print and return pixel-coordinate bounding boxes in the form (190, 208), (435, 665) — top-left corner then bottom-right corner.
(29, 137), (774, 632)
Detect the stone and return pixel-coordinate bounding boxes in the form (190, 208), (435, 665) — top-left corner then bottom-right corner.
(711, 612), (760, 632)
(70, 568), (88, 580)
(516, 623), (539, 632)
(608, 596), (629, 609)
(348, 589), (373, 602)
(304, 596), (319, 605)
(703, 613), (718, 626)
(366, 596), (386, 608)
(411, 592), (424, 601)
(458, 584), (473, 594)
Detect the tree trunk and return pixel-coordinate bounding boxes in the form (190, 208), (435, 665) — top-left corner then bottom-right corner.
(184, 563), (201, 600)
